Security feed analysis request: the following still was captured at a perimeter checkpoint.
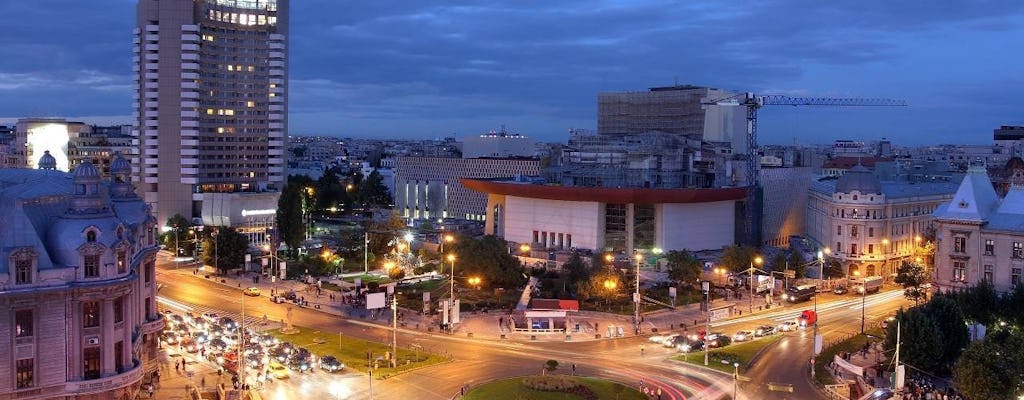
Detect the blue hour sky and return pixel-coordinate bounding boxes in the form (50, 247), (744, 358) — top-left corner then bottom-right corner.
(1, 0), (1022, 145)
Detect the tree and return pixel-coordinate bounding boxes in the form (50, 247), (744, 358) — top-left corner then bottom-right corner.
(448, 235), (525, 289)
(954, 282), (1000, 326)
(562, 252), (591, 295)
(822, 257), (845, 279)
(894, 261), (929, 305)
(356, 170), (392, 207)
(787, 250), (807, 278)
(719, 245), (758, 273)
(953, 333), (1024, 400)
(921, 295), (970, 372)
(201, 227), (249, 275)
(162, 214), (192, 256)
(276, 179), (307, 256)
(543, 360), (559, 374)
(314, 169), (350, 212)
(768, 252), (787, 273)
(885, 308), (944, 373)
(666, 250), (701, 288)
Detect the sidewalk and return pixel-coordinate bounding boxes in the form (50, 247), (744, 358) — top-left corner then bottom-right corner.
(161, 260), (780, 343)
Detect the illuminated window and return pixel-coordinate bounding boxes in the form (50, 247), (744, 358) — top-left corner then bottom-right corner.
(269, 93), (276, 97)
(217, 127), (225, 134)
(227, 65), (234, 71)
(83, 347), (100, 380)
(206, 108), (214, 115)
(985, 239), (995, 255)
(16, 359), (32, 389)
(247, 101), (255, 108)
(83, 301), (100, 328)
(984, 265), (993, 282)
(15, 310), (32, 337)
(117, 251), (127, 274)
(269, 84), (276, 88)
(953, 261), (966, 282)
(224, 109), (234, 116)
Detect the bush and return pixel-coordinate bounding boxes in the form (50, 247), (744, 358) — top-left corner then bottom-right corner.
(521, 375), (577, 391)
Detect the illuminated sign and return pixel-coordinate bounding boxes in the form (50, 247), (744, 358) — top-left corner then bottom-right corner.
(241, 209), (276, 217)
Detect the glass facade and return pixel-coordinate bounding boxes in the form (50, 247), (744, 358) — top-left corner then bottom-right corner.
(604, 204), (627, 250)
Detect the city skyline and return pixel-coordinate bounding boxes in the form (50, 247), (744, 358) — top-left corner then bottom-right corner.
(1, 1), (1023, 145)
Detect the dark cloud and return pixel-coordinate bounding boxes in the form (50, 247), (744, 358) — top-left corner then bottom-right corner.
(0, 0), (1022, 144)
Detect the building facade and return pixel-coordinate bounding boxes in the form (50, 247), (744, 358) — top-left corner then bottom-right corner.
(464, 178), (747, 252)
(805, 165), (958, 279)
(394, 157), (540, 222)
(0, 155), (162, 399)
(135, 0), (287, 234)
(461, 129), (535, 159)
(933, 167), (1024, 293)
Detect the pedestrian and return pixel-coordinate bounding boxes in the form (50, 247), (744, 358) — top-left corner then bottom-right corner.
(571, 363), (576, 376)
(175, 363), (179, 373)
(147, 385), (155, 397)
(202, 376), (206, 387)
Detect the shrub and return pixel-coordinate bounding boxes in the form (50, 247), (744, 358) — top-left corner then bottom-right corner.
(521, 375), (577, 391)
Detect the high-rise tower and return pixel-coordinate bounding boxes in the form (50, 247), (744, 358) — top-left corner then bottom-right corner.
(134, 0), (286, 242)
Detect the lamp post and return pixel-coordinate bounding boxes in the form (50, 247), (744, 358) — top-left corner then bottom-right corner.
(173, 224), (180, 262)
(447, 254), (456, 302)
(703, 280), (711, 366)
(855, 270), (866, 334)
(441, 234), (455, 255)
(363, 232), (369, 274)
(881, 238), (890, 277)
(714, 267), (727, 287)
(603, 279), (617, 311)
(733, 362), (740, 400)
(213, 229), (219, 274)
(814, 247), (830, 354)
(468, 276), (481, 291)
(634, 253), (643, 334)
(748, 256), (763, 313)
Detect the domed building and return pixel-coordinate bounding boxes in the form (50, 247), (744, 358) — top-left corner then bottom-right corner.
(806, 164), (959, 280)
(0, 153), (161, 399)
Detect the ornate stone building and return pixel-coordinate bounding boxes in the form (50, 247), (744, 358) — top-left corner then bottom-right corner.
(806, 165), (958, 279)
(0, 153), (162, 399)
(933, 166), (1024, 293)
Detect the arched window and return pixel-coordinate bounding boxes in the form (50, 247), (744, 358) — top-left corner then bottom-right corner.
(86, 230), (97, 243)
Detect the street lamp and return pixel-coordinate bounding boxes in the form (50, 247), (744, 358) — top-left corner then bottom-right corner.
(814, 247), (831, 354)
(604, 253), (614, 267)
(468, 276), (481, 291)
(441, 234), (455, 255)
(634, 253), (643, 334)
(714, 267), (727, 287)
(748, 256), (763, 313)
(881, 238), (890, 276)
(733, 362), (740, 400)
(447, 254), (456, 302)
(603, 279), (617, 311)
(854, 270), (866, 334)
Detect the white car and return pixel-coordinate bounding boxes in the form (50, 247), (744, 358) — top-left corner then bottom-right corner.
(648, 335), (667, 344)
(778, 321), (799, 332)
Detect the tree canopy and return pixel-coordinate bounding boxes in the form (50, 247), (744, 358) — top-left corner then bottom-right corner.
(201, 226), (249, 275)
(666, 250), (702, 288)
(276, 177), (309, 254)
(447, 235), (525, 289)
(719, 245), (759, 273)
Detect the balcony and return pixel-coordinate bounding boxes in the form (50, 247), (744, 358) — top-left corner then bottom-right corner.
(66, 360), (144, 395)
(140, 315), (164, 334)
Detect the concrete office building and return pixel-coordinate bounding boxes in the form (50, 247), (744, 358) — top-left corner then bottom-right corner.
(461, 128), (535, 159)
(394, 157), (540, 222)
(0, 154), (162, 399)
(597, 85), (747, 152)
(135, 0), (287, 236)
(933, 166), (1024, 293)
(805, 166), (958, 279)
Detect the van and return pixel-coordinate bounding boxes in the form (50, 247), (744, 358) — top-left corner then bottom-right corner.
(785, 284), (817, 303)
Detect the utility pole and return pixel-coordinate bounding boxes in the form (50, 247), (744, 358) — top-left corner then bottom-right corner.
(634, 253), (642, 335)
(240, 291), (246, 390)
(391, 295), (398, 368)
(363, 232), (369, 274)
(703, 281), (711, 366)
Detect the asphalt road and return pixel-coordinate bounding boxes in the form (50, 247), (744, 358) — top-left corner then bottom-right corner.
(155, 260), (734, 400)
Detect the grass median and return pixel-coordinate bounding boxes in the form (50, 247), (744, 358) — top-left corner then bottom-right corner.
(266, 327), (447, 379)
(462, 376), (646, 400)
(813, 328), (885, 386)
(674, 334), (783, 374)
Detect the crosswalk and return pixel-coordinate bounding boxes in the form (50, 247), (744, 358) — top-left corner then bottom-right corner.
(157, 296), (266, 329)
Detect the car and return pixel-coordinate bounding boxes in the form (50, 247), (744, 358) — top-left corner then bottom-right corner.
(283, 291), (298, 301)
(181, 338), (200, 353)
(209, 338), (229, 352)
(161, 331), (180, 345)
(202, 312), (220, 323)
(218, 317), (238, 330)
(289, 348), (313, 372)
(833, 286), (849, 295)
(320, 355), (344, 373)
(270, 295), (286, 304)
(882, 315), (897, 329)
(705, 333), (731, 348)
(245, 352), (265, 369)
(659, 334), (681, 347)
(677, 339), (704, 352)
(648, 334), (667, 344)
(731, 331), (753, 342)
(857, 388), (895, 400)
(778, 321), (799, 332)
(754, 325), (776, 337)
(244, 287), (261, 297)
(268, 361), (289, 379)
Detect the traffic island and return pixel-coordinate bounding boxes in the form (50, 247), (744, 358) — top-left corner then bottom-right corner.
(265, 327), (447, 378)
(674, 335), (783, 374)
(461, 376), (645, 400)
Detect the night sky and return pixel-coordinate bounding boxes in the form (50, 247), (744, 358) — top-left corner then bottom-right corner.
(1, 0), (1022, 145)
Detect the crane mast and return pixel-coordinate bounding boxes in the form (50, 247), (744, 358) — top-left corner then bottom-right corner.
(704, 92), (906, 245)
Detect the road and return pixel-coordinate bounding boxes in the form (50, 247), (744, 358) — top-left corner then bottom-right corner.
(155, 261), (733, 399)
(156, 250), (912, 400)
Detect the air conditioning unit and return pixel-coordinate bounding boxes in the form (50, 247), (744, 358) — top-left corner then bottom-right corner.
(87, 337), (100, 345)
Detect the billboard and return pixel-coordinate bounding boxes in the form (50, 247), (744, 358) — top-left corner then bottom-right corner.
(366, 292), (387, 310)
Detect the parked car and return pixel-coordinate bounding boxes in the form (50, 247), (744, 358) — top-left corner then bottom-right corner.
(648, 335), (667, 344)
(244, 287), (261, 297)
(271, 296), (286, 304)
(754, 325), (776, 337)
(882, 315), (897, 329)
(319, 355), (344, 373)
(833, 286), (849, 295)
(705, 332), (731, 348)
(731, 331), (753, 342)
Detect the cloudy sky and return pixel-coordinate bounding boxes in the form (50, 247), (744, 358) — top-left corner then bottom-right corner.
(1, 0), (1022, 145)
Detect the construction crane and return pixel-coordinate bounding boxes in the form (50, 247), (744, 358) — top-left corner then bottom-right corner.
(703, 93), (907, 245)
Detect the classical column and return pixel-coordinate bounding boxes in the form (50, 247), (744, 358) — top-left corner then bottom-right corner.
(102, 299), (116, 375)
(69, 299), (82, 378)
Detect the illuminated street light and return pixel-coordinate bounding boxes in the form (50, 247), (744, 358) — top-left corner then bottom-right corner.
(748, 256), (763, 313)
(468, 276), (481, 290)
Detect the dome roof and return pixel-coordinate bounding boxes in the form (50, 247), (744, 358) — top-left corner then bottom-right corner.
(72, 160), (100, 181)
(110, 152), (131, 175)
(835, 165), (881, 194)
(38, 150), (57, 170)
